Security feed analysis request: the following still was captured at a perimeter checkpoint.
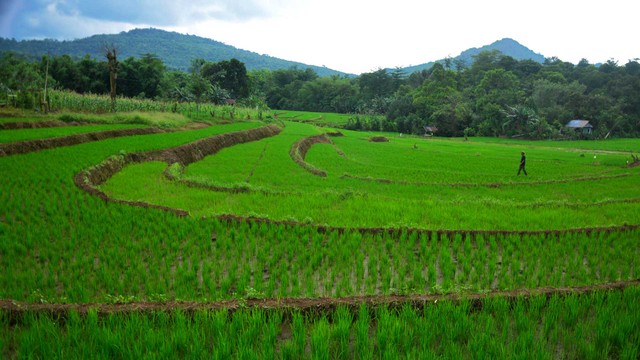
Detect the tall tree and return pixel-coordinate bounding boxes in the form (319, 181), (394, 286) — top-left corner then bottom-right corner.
(358, 69), (398, 100)
(297, 77), (358, 113)
(532, 79), (586, 123)
(201, 58), (249, 99)
(412, 63), (469, 136)
(473, 69), (522, 136)
(137, 54), (165, 98)
(104, 44), (118, 112)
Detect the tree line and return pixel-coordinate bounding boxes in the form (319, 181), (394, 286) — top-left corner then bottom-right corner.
(1, 50), (639, 138)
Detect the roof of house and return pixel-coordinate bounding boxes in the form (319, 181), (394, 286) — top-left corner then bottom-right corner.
(566, 120), (593, 128)
(424, 126), (438, 132)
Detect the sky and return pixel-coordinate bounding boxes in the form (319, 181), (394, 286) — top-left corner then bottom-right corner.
(0, 0), (638, 74)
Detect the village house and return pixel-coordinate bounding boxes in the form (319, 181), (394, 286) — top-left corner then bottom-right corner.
(423, 126), (438, 136)
(565, 120), (593, 135)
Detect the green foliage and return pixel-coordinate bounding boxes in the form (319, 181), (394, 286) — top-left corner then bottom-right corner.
(0, 123), (146, 143)
(4, 43), (640, 137)
(107, 121), (640, 230)
(201, 58), (249, 99)
(1, 110), (639, 357)
(57, 111), (191, 128)
(45, 89), (268, 122)
(3, 288), (640, 358)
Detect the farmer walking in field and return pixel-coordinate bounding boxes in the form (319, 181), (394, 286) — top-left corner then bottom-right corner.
(517, 151), (527, 175)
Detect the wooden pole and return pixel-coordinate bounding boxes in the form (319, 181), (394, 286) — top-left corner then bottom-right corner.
(42, 55), (49, 114)
(104, 45), (118, 113)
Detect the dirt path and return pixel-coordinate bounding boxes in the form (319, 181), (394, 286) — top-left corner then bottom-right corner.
(0, 120), (89, 129)
(1, 279), (637, 317)
(341, 172), (638, 188)
(214, 214), (640, 238)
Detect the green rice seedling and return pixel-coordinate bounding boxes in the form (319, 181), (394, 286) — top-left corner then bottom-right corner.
(375, 307), (396, 358)
(2, 105), (640, 357)
(543, 294), (562, 346)
(354, 304), (372, 360)
(290, 311), (306, 357)
(3, 287), (640, 357)
(0, 123), (149, 143)
(331, 306), (352, 359)
(101, 119), (640, 230)
(396, 305), (418, 354)
(262, 311), (281, 358)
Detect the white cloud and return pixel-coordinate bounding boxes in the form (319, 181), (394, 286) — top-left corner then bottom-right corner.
(0, 0), (24, 37)
(67, 0), (290, 24)
(2, 0), (638, 74)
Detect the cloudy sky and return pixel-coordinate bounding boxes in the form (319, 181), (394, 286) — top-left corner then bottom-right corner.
(1, 0), (637, 74)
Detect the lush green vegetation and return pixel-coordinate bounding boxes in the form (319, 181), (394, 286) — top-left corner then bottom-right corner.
(101, 121), (640, 230)
(275, 110), (357, 127)
(49, 90), (270, 121)
(3, 41), (640, 138)
(0, 114), (637, 302)
(0, 123), (148, 143)
(1, 107), (638, 358)
(55, 111), (193, 128)
(0, 28), (346, 76)
(3, 288), (639, 359)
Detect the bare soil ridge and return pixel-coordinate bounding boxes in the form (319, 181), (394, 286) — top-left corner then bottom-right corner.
(215, 214), (640, 238)
(1, 280), (637, 317)
(341, 172), (638, 188)
(289, 133), (332, 177)
(0, 127), (166, 156)
(0, 120), (89, 129)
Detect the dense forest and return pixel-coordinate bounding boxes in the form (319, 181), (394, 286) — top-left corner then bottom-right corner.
(0, 28), (347, 77)
(1, 50), (639, 138)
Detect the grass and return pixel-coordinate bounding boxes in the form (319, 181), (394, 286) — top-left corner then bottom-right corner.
(0, 116), (636, 304)
(57, 111), (193, 129)
(100, 122), (640, 230)
(0, 123), (149, 143)
(48, 89), (272, 122)
(1, 105), (639, 358)
(274, 110), (356, 127)
(2, 287), (639, 359)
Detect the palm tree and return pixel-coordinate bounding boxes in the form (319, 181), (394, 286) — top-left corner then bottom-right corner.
(501, 105), (538, 136)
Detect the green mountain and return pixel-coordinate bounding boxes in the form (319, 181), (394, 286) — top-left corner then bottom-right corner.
(1, 30), (545, 77)
(0, 28), (350, 77)
(396, 38), (546, 74)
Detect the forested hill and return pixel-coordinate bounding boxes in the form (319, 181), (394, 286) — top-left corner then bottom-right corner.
(397, 38), (546, 74)
(0, 28), (349, 77)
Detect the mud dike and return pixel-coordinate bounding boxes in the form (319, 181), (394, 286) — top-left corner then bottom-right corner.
(0, 127), (167, 156)
(1, 279), (637, 317)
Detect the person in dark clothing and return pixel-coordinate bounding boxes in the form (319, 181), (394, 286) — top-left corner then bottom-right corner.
(517, 151), (527, 175)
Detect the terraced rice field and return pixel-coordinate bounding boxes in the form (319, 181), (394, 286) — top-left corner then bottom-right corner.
(102, 121), (640, 230)
(1, 112), (639, 358)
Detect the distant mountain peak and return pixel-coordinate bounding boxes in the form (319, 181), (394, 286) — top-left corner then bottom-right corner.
(2, 29), (545, 77)
(394, 38), (545, 74)
(458, 37), (545, 63)
(493, 37), (523, 45)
